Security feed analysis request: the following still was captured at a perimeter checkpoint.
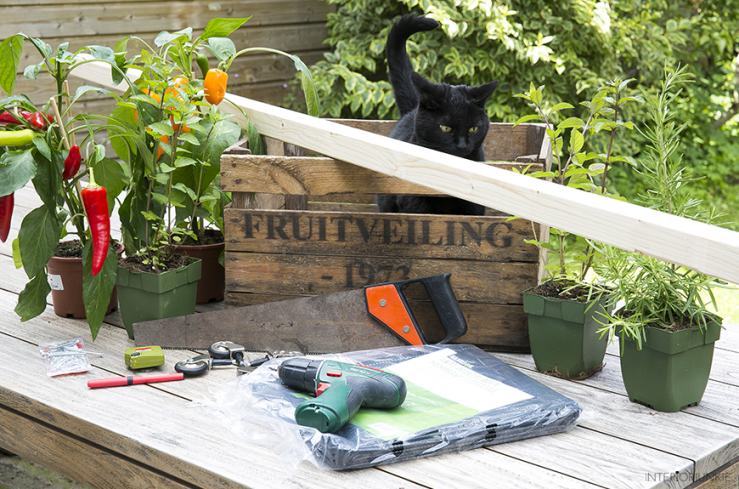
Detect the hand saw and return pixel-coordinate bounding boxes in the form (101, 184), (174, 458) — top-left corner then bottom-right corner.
(132, 273), (467, 353)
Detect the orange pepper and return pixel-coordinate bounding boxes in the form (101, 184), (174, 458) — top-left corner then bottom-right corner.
(204, 69), (228, 105)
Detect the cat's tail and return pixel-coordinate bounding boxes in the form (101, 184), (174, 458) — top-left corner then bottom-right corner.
(386, 14), (439, 116)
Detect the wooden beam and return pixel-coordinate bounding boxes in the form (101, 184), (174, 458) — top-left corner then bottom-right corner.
(69, 58), (739, 285)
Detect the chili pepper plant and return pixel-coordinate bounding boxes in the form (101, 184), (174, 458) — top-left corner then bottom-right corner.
(0, 34), (132, 339)
(107, 17), (319, 270)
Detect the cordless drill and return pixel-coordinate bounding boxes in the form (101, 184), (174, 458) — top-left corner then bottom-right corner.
(278, 358), (407, 433)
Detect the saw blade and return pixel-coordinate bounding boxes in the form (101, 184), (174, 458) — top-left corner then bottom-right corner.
(132, 288), (408, 354)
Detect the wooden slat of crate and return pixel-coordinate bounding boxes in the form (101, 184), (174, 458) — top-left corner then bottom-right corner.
(224, 209), (537, 262)
(221, 155), (535, 196)
(224, 291), (530, 350)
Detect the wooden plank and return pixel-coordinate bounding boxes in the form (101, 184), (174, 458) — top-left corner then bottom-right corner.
(329, 119), (548, 162)
(224, 252), (536, 304)
(0, 407), (190, 489)
(490, 427), (693, 489)
(499, 359), (739, 480)
(220, 154), (535, 195)
(691, 456), (739, 488)
(377, 448), (604, 489)
(225, 291), (530, 350)
(223, 209), (538, 262)
(0, 1), (332, 39)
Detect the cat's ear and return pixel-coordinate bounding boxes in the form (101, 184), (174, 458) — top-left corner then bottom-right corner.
(469, 80), (499, 107)
(412, 72), (444, 111)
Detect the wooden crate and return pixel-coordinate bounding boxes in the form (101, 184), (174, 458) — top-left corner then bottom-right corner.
(220, 121), (546, 352)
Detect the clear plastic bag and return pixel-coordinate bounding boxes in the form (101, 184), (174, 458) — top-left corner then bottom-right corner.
(195, 345), (581, 471)
(39, 337), (92, 377)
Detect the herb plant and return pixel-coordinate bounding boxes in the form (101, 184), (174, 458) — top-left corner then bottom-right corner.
(513, 79), (642, 294)
(595, 66), (725, 350)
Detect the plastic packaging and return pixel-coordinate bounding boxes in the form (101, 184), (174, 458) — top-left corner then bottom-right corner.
(196, 345), (581, 470)
(39, 337), (92, 377)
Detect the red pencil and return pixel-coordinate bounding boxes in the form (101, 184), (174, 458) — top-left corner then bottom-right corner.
(87, 372), (184, 388)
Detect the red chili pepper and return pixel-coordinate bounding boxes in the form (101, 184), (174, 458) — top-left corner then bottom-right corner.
(0, 110), (31, 125)
(0, 111), (50, 130)
(204, 68), (228, 105)
(81, 169), (110, 276)
(0, 192), (13, 243)
(63, 145), (82, 180)
(27, 112), (49, 131)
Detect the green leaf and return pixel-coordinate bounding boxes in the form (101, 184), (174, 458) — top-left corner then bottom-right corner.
(18, 205), (62, 279)
(12, 238), (22, 269)
(141, 210), (160, 221)
(0, 148), (37, 196)
(71, 85), (119, 106)
(154, 30), (190, 47)
(31, 148), (64, 212)
(147, 122), (174, 137)
(558, 117), (584, 129)
(513, 114), (541, 127)
(15, 271), (51, 321)
(569, 129), (584, 153)
(206, 37), (237, 62)
(82, 241), (118, 340)
(550, 102), (574, 113)
(0, 35), (24, 96)
(92, 157), (128, 209)
(87, 45), (115, 64)
(202, 18), (250, 40)
(175, 157), (197, 168)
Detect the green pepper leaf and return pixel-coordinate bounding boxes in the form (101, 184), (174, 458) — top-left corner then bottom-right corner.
(202, 18), (251, 40)
(0, 147), (37, 196)
(31, 148), (64, 212)
(92, 157), (128, 210)
(15, 271), (51, 322)
(18, 205), (62, 279)
(205, 38), (236, 62)
(82, 241), (118, 340)
(0, 35), (24, 96)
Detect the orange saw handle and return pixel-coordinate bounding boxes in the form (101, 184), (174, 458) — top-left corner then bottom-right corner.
(364, 273), (467, 345)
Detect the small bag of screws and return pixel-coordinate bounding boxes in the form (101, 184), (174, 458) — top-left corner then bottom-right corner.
(39, 337), (98, 377)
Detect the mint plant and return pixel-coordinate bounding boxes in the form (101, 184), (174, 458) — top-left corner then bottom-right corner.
(513, 79), (642, 294)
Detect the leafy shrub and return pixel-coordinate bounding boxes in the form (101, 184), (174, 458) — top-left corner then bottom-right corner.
(308, 0), (739, 229)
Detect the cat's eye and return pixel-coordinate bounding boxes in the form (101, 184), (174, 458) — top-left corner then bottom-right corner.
(469, 127), (479, 134)
(440, 125), (452, 133)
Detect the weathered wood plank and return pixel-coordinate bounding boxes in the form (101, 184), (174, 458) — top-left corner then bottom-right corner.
(223, 209), (538, 262)
(220, 154), (535, 195)
(0, 407), (190, 489)
(491, 427), (693, 489)
(224, 251), (536, 304)
(691, 456), (739, 488)
(377, 447), (603, 489)
(329, 119), (548, 162)
(224, 291), (530, 349)
(0, 1), (332, 39)
(499, 357), (739, 480)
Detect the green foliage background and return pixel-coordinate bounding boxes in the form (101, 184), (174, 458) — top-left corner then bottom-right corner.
(307, 0), (739, 229)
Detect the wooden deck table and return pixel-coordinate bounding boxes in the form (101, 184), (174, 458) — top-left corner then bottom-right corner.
(1, 187), (739, 489)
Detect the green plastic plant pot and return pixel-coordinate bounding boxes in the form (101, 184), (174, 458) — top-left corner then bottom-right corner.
(619, 320), (721, 412)
(523, 287), (612, 379)
(116, 258), (202, 339)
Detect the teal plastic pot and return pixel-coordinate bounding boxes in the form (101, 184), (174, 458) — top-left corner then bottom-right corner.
(116, 258), (202, 339)
(523, 288), (612, 379)
(620, 320), (721, 412)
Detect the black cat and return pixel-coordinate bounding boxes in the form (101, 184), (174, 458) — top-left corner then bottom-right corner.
(375, 14), (498, 216)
